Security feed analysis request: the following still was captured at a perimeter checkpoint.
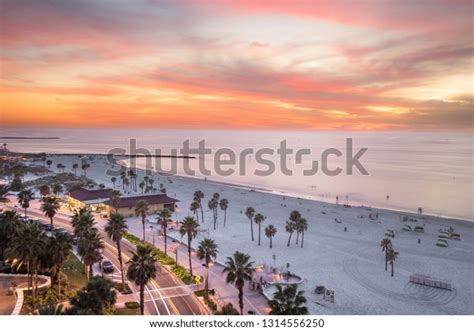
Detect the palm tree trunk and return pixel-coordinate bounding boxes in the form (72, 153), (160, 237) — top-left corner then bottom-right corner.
(200, 204), (204, 223)
(287, 232), (293, 247)
(27, 261), (31, 294)
(391, 262), (394, 277)
(1, 247), (4, 266)
(24, 207), (27, 217)
(50, 216), (54, 226)
(142, 217), (146, 241)
(140, 283), (145, 315)
(296, 231), (299, 244)
(258, 224), (261, 246)
(238, 286), (244, 315)
(270, 237), (273, 249)
(204, 264), (209, 294)
(250, 219), (254, 241)
(164, 227), (167, 256)
(188, 238), (193, 276)
(117, 241), (125, 286)
(385, 253), (388, 271)
(224, 210), (227, 227)
(301, 231), (304, 248)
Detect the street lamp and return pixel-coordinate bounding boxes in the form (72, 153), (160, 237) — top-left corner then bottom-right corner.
(149, 225), (155, 246)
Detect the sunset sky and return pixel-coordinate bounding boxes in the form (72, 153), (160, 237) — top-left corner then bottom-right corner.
(0, 0), (472, 130)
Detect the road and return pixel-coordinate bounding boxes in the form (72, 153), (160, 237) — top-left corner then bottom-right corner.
(4, 198), (208, 315)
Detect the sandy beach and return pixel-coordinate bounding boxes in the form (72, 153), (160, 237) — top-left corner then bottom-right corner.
(24, 154), (474, 314)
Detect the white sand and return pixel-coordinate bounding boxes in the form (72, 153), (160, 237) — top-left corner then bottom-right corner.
(32, 155), (474, 314)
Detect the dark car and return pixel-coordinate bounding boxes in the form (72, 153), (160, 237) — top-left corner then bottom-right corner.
(101, 260), (114, 273)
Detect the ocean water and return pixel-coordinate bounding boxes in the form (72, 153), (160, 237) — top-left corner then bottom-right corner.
(1, 128), (472, 220)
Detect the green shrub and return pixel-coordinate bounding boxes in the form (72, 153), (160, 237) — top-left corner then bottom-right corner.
(124, 301), (140, 309)
(203, 294), (218, 312)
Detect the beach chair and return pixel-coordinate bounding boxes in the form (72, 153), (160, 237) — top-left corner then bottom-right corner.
(436, 239), (448, 247)
(414, 226), (424, 233)
(403, 224), (412, 231)
(384, 229), (395, 238)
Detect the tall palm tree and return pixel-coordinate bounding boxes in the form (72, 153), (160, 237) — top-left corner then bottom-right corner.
(52, 184), (63, 196)
(223, 251), (254, 315)
(193, 190), (204, 223)
(77, 229), (104, 279)
(134, 199), (149, 241)
(285, 221), (296, 247)
(40, 195), (60, 227)
(196, 239), (218, 295)
(156, 208), (172, 255)
(219, 198), (229, 227)
(380, 238), (392, 271)
(190, 201), (200, 222)
(296, 218), (308, 248)
(105, 212), (127, 286)
(254, 213), (265, 246)
(208, 198), (218, 230)
(0, 211), (18, 265)
(139, 181), (145, 193)
(265, 224), (277, 248)
(72, 163), (78, 176)
(245, 207), (255, 241)
(179, 216), (199, 276)
(17, 189), (34, 217)
(127, 244), (157, 315)
(269, 284), (308, 315)
(71, 207), (95, 239)
(110, 177), (116, 188)
(12, 223), (46, 298)
(387, 248), (399, 277)
(286, 210), (301, 247)
(46, 231), (72, 297)
(109, 190), (122, 212)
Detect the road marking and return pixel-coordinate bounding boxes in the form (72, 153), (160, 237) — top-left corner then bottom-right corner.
(145, 284), (161, 315)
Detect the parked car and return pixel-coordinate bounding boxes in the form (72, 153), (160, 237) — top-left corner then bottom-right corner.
(101, 260), (114, 273)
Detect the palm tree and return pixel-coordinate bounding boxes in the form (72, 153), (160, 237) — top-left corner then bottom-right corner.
(269, 284), (308, 315)
(245, 207), (255, 241)
(46, 231), (72, 297)
(219, 198), (229, 227)
(254, 213), (265, 246)
(39, 184), (50, 197)
(110, 176), (116, 188)
(77, 229), (104, 279)
(223, 251), (254, 315)
(196, 239), (218, 295)
(286, 210), (301, 247)
(265, 224), (277, 248)
(17, 189), (34, 217)
(52, 184), (63, 196)
(12, 223), (46, 298)
(296, 218), (308, 248)
(0, 211), (18, 265)
(41, 195), (60, 227)
(72, 163), (78, 176)
(190, 201), (200, 222)
(127, 244), (157, 315)
(105, 212), (127, 286)
(134, 199), (149, 241)
(208, 198), (218, 230)
(285, 221), (296, 247)
(46, 159), (52, 168)
(139, 181), (145, 193)
(387, 248), (399, 277)
(109, 190), (122, 212)
(156, 208), (172, 255)
(380, 238), (392, 271)
(71, 207), (95, 239)
(193, 190), (204, 223)
(179, 216), (199, 276)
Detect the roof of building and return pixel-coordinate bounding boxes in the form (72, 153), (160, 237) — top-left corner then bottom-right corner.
(69, 187), (112, 202)
(104, 194), (179, 209)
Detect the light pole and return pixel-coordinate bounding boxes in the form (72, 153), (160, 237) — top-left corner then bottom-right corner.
(149, 225), (155, 246)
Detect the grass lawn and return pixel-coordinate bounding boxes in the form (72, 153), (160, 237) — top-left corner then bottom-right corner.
(61, 254), (87, 289)
(115, 307), (140, 315)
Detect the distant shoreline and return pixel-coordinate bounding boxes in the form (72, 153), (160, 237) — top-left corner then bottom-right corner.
(0, 136), (60, 139)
